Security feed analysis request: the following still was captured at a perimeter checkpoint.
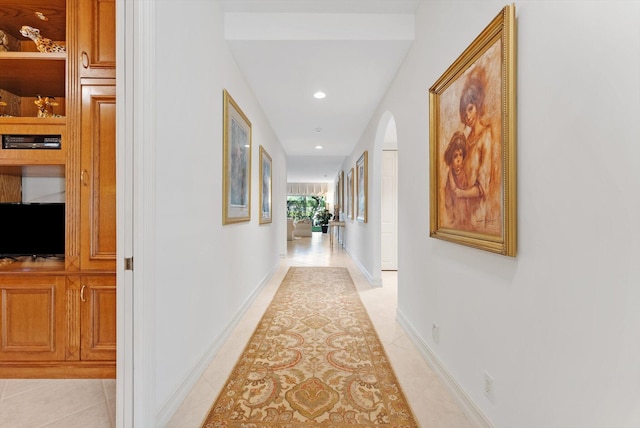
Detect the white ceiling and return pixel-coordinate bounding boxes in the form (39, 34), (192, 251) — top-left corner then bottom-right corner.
(221, 0), (419, 183)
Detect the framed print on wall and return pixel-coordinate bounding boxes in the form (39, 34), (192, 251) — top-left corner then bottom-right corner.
(259, 145), (272, 224)
(334, 177), (338, 214)
(223, 89), (252, 225)
(336, 170), (344, 215)
(347, 167), (354, 219)
(428, 4), (516, 256)
(356, 151), (368, 223)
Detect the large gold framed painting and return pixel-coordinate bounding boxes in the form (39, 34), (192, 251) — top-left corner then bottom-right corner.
(429, 4), (517, 256)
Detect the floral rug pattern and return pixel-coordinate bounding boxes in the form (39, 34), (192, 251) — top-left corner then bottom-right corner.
(202, 267), (418, 427)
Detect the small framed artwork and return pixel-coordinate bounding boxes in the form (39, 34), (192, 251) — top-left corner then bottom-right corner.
(222, 89), (252, 225)
(336, 170), (344, 214)
(347, 167), (354, 220)
(259, 146), (272, 224)
(428, 4), (516, 256)
(340, 171), (345, 212)
(334, 176), (339, 214)
(356, 151), (368, 223)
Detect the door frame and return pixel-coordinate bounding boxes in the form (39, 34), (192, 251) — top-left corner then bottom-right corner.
(116, 0), (157, 426)
(373, 112), (399, 277)
(381, 149), (398, 271)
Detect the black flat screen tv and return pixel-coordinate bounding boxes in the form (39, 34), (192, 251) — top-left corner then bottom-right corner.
(0, 203), (65, 257)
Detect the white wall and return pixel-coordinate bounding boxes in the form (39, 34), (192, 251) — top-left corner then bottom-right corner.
(152, 0), (287, 423)
(342, 111), (398, 285)
(353, 1), (640, 427)
(22, 177), (65, 203)
(341, 146), (379, 284)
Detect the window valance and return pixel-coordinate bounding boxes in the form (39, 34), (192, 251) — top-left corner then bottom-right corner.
(286, 183), (329, 196)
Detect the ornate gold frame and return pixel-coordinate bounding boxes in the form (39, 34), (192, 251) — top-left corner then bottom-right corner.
(429, 4), (516, 256)
(336, 170), (344, 214)
(356, 151), (368, 223)
(223, 89), (252, 225)
(347, 167), (354, 220)
(259, 145), (272, 224)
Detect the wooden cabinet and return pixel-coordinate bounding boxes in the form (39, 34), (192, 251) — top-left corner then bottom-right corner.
(80, 84), (116, 271)
(0, 274), (114, 363)
(0, 276), (67, 361)
(0, 0), (116, 377)
(78, 0), (116, 79)
(0, 1), (67, 116)
(80, 275), (116, 361)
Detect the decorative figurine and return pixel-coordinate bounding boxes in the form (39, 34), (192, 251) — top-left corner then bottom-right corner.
(0, 97), (10, 117)
(20, 26), (65, 53)
(0, 30), (9, 52)
(34, 95), (62, 118)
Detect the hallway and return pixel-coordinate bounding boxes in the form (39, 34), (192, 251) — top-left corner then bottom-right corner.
(0, 232), (473, 427)
(167, 232), (473, 427)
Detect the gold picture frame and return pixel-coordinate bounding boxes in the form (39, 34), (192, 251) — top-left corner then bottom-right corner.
(429, 4), (516, 256)
(347, 167), (354, 220)
(336, 170), (344, 215)
(223, 89), (252, 225)
(356, 151), (368, 223)
(259, 145), (272, 224)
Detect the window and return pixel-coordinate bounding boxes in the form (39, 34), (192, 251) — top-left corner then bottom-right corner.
(286, 195), (326, 222)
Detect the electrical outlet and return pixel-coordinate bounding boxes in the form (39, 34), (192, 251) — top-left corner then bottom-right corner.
(432, 322), (440, 344)
(484, 371), (495, 403)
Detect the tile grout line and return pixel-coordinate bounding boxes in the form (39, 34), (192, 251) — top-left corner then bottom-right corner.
(0, 379), (58, 401)
(102, 379), (116, 428)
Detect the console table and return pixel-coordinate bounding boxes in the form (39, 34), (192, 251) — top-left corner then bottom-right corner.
(328, 221), (346, 248)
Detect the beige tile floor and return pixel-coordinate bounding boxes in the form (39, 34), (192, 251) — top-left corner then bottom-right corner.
(1, 232), (473, 427)
(0, 378), (116, 428)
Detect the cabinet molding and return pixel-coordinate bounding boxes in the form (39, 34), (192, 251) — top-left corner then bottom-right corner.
(65, 276), (81, 360)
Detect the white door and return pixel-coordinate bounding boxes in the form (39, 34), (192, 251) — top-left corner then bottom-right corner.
(381, 150), (398, 270)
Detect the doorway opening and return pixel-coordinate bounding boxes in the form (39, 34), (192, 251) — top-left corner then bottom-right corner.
(378, 114), (398, 271)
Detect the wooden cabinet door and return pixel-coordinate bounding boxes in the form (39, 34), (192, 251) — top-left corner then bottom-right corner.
(78, 0), (116, 78)
(80, 275), (116, 361)
(0, 276), (66, 361)
(80, 84), (116, 271)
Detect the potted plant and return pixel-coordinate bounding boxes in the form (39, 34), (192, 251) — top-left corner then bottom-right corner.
(314, 209), (333, 233)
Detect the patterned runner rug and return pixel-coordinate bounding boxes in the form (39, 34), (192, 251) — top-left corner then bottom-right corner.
(201, 266), (418, 427)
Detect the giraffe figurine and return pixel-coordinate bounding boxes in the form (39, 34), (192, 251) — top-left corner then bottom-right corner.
(20, 26), (65, 53)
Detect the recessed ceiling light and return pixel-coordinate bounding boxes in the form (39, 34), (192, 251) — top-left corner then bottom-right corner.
(315, 145), (323, 150)
(313, 91), (326, 99)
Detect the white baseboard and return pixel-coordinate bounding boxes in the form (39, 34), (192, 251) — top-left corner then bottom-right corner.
(396, 309), (495, 428)
(155, 262), (279, 426)
(344, 247), (383, 287)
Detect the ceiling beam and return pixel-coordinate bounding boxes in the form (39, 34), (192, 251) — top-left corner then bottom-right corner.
(225, 13), (415, 41)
